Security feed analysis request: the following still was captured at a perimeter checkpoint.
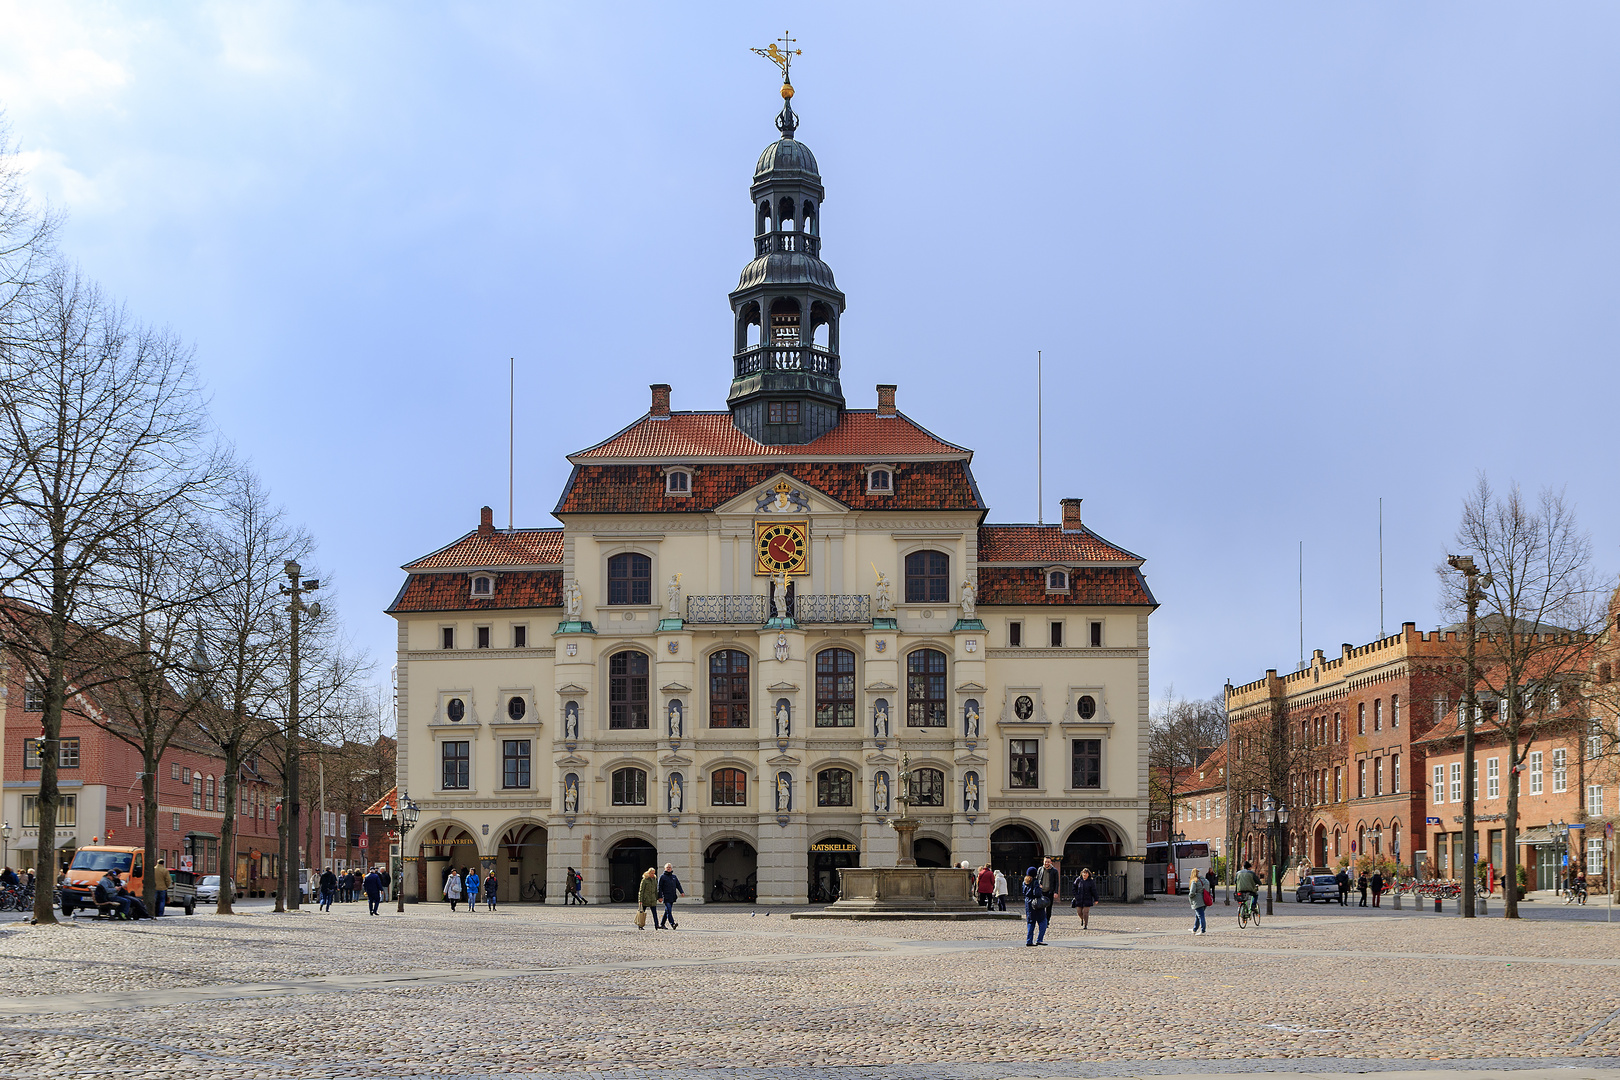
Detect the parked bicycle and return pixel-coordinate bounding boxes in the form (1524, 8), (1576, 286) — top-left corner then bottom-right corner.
(807, 881), (840, 904)
(521, 875), (546, 902)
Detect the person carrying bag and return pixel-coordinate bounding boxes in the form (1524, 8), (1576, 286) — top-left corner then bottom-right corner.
(635, 867), (658, 929)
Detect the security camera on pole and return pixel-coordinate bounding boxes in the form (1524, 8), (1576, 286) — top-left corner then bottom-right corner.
(280, 560), (320, 911)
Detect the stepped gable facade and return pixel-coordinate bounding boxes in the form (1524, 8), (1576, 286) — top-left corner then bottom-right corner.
(388, 80), (1157, 906)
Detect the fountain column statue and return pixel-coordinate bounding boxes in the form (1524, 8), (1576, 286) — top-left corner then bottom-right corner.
(892, 751), (919, 868)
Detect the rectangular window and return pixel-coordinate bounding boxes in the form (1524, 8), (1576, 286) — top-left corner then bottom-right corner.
(1434, 764), (1445, 803)
(1449, 762), (1462, 802)
(1471, 760), (1478, 801)
(768, 401), (800, 424)
(58, 737), (80, 769)
(192, 783), (202, 809)
(1553, 748), (1568, 792)
(1071, 739), (1101, 789)
(24, 683), (44, 712)
(1391, 694), (1400, 728)
(502, 740), (531, 789)
(1588, 730), (1603, 760)
(441, 741), (470, 789)
(512, 625), (527, 648)
(1357, 760), (1366, 798)
(1049, 621), (1064, 648)
(1009, 739), (1039, 789)
(1589, 837), (1604, 876)
(1391, 754), (1400, 794)
(173, 813), (180, 832)
(22, 795), (75, 826)
(441, 626), (455, 650)
(1374, 699), (1382, 731)
(1089, 621), (1103, 648)
(23, 740), (40, 769)
(171, 762), (180, 780)
(1529, 750), (1543, 795)
(1486, 757), (1500, 799)
(1357, 703), (1365, 735)
(1334, 766), (1342, 801)
(1008, 621), (1022, 647)
(1374, 757), (1383, 796)
(476, 625), (491, 649)
(1588, 785), (1604, 816)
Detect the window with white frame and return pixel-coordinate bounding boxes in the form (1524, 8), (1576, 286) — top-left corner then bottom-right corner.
(1374, 699), (1382, 731)
(1588, 836), (1604, 875)
(1588, 727), (1603, 760)
(1392, 754), (1400, 793)
(665, 468), (691, 495)
(1449, 762), (1462, 803)
(1553, 748), (1568, 792)
(23, 683), (43, 712)
(1588, 785), (1604, 816)
(866, 467), (892, 493)
(471, 574), (493, 596)
(1472, 760), (1479, 800)
(1374, 757), (1384, 796)
(1433, 764), (1445, 802)
(1046, 569), (1069, 592)
(1486, 757), (1499, 799)
(1435, 695), (1448, 724)
(1391, 694), (1400, 728)
(1357, 760), (1366, 798)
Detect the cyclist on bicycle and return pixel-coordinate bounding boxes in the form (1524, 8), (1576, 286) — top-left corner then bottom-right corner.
(1235, 861), (1261, 913)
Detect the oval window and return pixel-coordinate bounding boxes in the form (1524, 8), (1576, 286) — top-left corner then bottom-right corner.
(1014, 695), (1034, 720)
(447, 698), (465, 723)
(507, 696), (526, 721)
(1078, 695), (1096, 720)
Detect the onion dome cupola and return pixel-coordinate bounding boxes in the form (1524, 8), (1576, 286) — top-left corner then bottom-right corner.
(727, 53), (847, 445)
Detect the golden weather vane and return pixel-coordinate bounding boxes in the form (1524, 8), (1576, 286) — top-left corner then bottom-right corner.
(751, 31), (801, 97)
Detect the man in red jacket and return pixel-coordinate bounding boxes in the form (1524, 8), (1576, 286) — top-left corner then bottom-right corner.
(976, 864), (996, 908)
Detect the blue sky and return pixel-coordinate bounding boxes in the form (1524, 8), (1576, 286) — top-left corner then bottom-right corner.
(5, 3), (1618, 710)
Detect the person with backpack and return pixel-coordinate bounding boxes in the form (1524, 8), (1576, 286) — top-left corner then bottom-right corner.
(1189, 868), (1210, 934)
(1022, 866), (1051, 946)
(565, 866), (586, 905)
(1070, 867), (1100, 929)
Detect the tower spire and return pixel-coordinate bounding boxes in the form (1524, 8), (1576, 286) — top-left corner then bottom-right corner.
(752, 33), (801, 137)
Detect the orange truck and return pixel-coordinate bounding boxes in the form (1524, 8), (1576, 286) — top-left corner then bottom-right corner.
(60, 845), (196, 917)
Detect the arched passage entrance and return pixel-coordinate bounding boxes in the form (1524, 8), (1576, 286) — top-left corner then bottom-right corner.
(418, 822), (479, 904)
(495, 822), (547, 903)
(913, 837), (951, 868)
(991, 823), (1044, 887)
(808, 835), (859, 902)
(606, 838), (656, 903)
(1062, 822), (1122, 879)
(1314, 824), (1328, 868)
(705, 838), (757, 902)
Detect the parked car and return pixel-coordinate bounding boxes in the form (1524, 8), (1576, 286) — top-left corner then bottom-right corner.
(194, 875), (235, 903)
(1295, 873), (1340, 903)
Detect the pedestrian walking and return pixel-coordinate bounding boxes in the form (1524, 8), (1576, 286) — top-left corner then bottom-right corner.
(1357, 872), (1369, 907)
(976, 864), (995, 909)
(154, 859), (172, 916)
(1189, 869), (1209, 934)
(363, 867), (383, 915)
(319, 868), (337, 911)
(1370, 870), (1384, 908)
(993, 868), (1009, 912)
(565, 866), (585, 905)
(1071, 867), (1099, 929)
(1039, 857), (1061, 906)
(657, 863), (683, 928)
(465, 868), (481, 911)
(1022, 867), (1051, 946)
(484, 871), (499, 911)
(444, 866), (463, 910)
(1335, 868), (1349, 906)
(636, 867), (658, 929)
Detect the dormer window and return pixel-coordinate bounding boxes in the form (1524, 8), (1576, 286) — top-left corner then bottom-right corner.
(471, 575), (493, 596)
(865, 464), (896, 494)
(665, 468), (692, 496)
(1045, 568), (1070, 592)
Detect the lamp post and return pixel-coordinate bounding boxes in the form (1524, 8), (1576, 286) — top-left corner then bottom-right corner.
(1552, 819), (1568, 895)
(1, 821), (10, 871)
(1250, 801), (1288, 915)
(279, 560), (321, 912)
(382, 793), (419, 913)
(1448, 553), (1488, 919)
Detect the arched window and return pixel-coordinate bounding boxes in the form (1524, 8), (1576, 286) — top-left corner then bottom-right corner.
(904, 550), (950, 603)
(815, 648), (856, 727)
(906, 649), (947, 727)
(611, 767), (647, 806)
(909, 767), (945, 806)
(867, 468), (891, 493)
(471, 575), (492, 595)
(607, 553), (651, 605)
(709, 650), (750, 728)
(608, 651), (649, 729)
(1046, 569), (1068, 591)
(817, 768), (853, 806)
(711, 767), (748, 806)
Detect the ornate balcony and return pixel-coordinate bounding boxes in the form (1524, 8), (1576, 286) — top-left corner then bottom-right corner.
(733, 345), (840, 379)
(685, 593), (870, 625)
(754, 230), (822, 258)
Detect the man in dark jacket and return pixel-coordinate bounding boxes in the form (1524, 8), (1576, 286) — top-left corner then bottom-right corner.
(1357, 872), (1370, 907)
(656, 863), (684, 929)
(1370, 870), (1385, 907)
(1039, 857), (1061, 903)
(363, 867), (384, 916)
(319, 868), (338, 911)
(1335, 868), (1350, 906)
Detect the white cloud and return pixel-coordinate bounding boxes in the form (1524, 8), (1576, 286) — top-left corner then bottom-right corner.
(0, 3), (133, 112)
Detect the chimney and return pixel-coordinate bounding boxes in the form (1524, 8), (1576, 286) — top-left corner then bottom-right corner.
(479, 506), (494, 536)
(1060, 498), (1083, 532)
(876, 383), (897, 417)
(650, 383), (671, 419)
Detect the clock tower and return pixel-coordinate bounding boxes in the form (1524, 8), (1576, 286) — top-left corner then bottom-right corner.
(726, 77), (847, 445)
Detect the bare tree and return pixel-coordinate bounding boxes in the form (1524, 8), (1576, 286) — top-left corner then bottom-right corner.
(1148, 690), (1227, 839)
(1226, 690), (1335, 908)
(0, 112), (59, 348)
(1438, 476), (1602, 919)
(0, 266), (213, 924)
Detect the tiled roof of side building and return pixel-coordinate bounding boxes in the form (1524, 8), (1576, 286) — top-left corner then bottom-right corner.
(570, 411), (971, 461)
(402, 528), (563, 570)
(555, 460), (985, 514)
(976, 566), (1158, 608)
(387, 569), (562, 614)
(977, 524), (1142, 564)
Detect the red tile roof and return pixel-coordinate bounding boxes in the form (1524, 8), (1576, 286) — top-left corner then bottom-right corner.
(976, 566), (1157, 608)
(977, 525), (1141, 564)
(403, 529), (563, 570)
(571, 411), (970, 461)
(555, 461), (985, 514)
(362, 787), (397, 817)
(387, 569), (562, 613)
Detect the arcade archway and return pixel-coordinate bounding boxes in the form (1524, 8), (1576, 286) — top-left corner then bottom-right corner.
(991, 823), (1044, 886)
(705, 838), (757, 902)
(606, 837), (656, 903)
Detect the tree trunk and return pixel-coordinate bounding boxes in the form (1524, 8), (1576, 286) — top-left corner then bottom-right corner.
(32, 640), (66, 926)
(143, 744), (161, 915)
(218, 739), (239, 914)
(1503, 729), (1522, 919)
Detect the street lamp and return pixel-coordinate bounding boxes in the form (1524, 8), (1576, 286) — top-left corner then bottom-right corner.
(382, 793), (419, 913)
(1, 822), (10, 870)
(1448, 553), (1489, 919)
(1249, 801), (1288, 915)
(1553, 819), (1568, 895)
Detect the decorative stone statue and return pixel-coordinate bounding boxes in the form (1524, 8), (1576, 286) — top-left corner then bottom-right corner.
(564, 701), (579, 740)
(667, 699), (683, 738)
(964, 702), (980, 739)
(563, 775), (579, 813)
(873, 570), (894, 616)
(770, 570), (790, 619)
(668, 774), (683, 813)
(960, 578), (976, 619)
(873, 700), (890, 739)
(964, 772), (979, 812)
(776, 772), (792, 812)
(774, 632), (789, 663)
(775, 700), (790, 738)
(874, 772), (890, 813)
(666, 573), (682, 616)
(564, 579), (582, 620)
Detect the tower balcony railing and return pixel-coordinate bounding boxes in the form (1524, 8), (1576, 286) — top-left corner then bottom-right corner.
(733, 344), (840, 379)
(754, 231), (822, 258)
(685, 593), (870, 625)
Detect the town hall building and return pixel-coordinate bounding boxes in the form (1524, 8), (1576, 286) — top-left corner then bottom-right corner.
(388, 78), (1158, 905)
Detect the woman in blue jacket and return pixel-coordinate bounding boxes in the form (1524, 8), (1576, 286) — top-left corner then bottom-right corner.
(1022, 866), (1050, 946)
(1070, 867), (1100, 930)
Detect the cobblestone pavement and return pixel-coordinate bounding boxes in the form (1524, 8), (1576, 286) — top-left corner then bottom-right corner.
(0, 900), (1617, 1079)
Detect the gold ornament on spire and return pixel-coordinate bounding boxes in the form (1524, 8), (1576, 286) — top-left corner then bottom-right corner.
(751, 32), (801, 98)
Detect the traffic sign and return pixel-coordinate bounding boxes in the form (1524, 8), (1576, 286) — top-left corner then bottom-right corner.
(358, 833), (369, 849)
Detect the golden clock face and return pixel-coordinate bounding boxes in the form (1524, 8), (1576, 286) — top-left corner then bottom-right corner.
(755, 520), (809, 575)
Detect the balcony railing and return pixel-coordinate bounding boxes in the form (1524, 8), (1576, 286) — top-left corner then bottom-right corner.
(685, 593), (870, 625)
(754, 230), (822, 258)
(733, 345), (840, 379)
